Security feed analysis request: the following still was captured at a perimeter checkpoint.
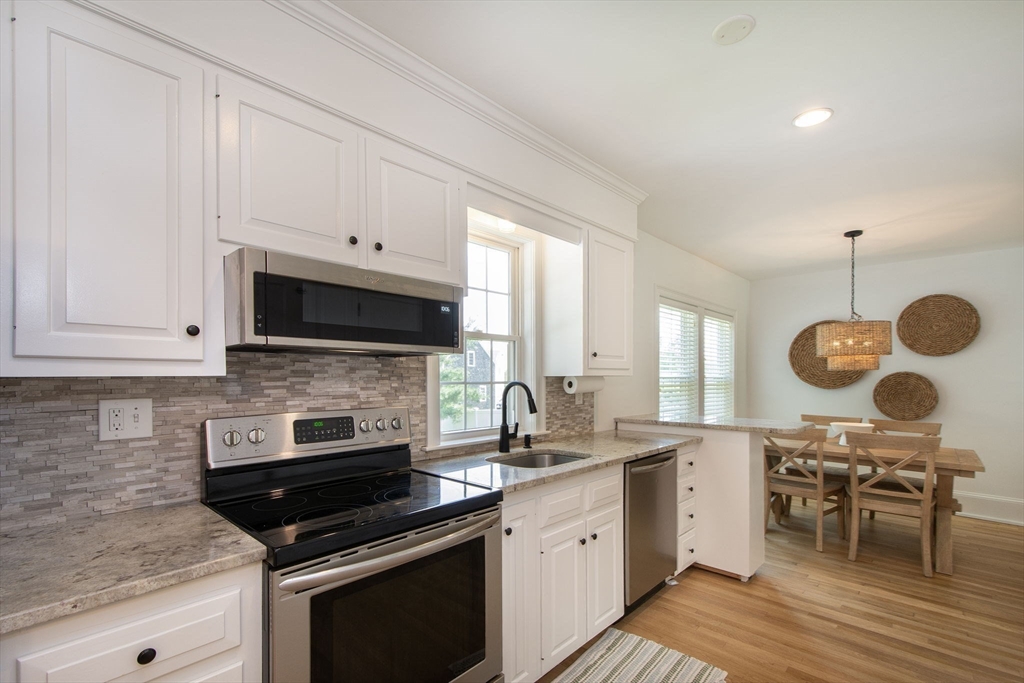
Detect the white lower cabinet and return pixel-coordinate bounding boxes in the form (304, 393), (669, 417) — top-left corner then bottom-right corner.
(501, 468), (624, 683)
(0, 563), (262, 683)
(675, 447), (699, 574)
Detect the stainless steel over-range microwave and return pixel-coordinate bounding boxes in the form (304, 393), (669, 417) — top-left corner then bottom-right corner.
(224, 248), (463, 355)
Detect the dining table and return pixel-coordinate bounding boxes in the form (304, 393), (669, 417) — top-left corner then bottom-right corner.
(766, 435), (985, 575)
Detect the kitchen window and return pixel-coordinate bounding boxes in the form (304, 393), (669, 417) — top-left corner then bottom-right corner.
(658, 295), (735, 419)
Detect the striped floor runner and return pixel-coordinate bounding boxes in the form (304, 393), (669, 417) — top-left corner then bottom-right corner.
(552, 628), (728, 683)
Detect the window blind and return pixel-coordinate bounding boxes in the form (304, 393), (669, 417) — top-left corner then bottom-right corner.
(658, 303), (698, 415)
(703, 312), (734, 419)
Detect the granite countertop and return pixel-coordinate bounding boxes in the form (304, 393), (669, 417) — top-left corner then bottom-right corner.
(616, 412), (812, 435)
(0, 503), (266, 636)
(415, 430), (701, 494)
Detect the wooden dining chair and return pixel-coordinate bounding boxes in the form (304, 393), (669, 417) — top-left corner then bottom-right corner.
(860, 420), (943, 517)
(765, 428), (845, 552)
(845, 432), (942, 577)
(788, 415), (864, 510)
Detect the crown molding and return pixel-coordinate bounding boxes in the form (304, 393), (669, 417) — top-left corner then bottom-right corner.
(273, 0), (648, 206)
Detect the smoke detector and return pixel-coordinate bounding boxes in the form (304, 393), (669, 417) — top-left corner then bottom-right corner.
(712, 15), (756, 46)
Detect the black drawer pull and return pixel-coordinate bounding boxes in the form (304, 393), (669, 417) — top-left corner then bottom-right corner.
(688, 486), (694, 492)
(591, 533), (598, 540)
(688, 461), (694, 466)
(374, 242), (383, 251)
(689, 513), (694, 519)
(186, 325), (200, 337)
(504, 527), (512, 536)
(137, 648), (157, 665)
(349, 235), (358, 245)
(689, 548), (695, 554)
(579, 538), (586, 545)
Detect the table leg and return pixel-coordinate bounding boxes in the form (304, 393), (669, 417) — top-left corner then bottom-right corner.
(935, 475), (954, 575)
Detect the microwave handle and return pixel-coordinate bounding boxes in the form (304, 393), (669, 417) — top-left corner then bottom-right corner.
(278, 510), (500, 594)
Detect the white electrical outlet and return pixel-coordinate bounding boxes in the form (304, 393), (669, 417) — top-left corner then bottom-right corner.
(98, 399), (153, 441)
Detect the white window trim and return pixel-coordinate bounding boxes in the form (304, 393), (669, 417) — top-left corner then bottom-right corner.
(656, 287), (736, 418)
(426, 224), (543, 449)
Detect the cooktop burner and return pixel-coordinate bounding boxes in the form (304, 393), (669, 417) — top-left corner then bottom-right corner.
(202, 408), (502, 567)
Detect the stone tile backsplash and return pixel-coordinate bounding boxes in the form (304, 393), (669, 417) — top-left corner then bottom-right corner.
(0, 353), (594, 531)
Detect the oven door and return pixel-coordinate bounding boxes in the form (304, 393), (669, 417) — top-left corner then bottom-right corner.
(270, 508), (502, 683)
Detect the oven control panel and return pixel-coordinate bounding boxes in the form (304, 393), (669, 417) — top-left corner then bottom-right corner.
(203, 407), (411, 469)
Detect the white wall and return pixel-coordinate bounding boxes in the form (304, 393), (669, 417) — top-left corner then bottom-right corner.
(747, 247), (1024, 525)
(595, 230), (751, 430)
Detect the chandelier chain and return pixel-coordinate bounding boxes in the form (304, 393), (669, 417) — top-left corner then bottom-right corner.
(849, 233), (862, 322)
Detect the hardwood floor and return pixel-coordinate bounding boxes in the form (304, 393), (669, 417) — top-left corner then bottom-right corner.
(540, 505), (1024, 683)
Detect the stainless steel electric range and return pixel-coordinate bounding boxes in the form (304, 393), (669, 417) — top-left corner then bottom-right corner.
(201, 407), (503, 683)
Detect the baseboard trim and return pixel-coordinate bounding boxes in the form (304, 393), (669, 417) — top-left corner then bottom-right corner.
(956, 492), (1024, 526)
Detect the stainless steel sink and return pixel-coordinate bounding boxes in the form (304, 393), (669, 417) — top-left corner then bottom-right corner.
(487, 452), (587, 468)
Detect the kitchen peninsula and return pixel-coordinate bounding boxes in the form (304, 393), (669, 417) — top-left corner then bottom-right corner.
(615, 413), (812, 581)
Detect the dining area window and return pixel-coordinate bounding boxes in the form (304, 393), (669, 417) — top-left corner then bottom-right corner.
(658, 296), (735, 419)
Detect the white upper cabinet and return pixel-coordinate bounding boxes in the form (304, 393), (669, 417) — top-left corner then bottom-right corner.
(542, 228), (634, 377)
(587, 229), (633, 372)
(217, 76), (360, 266)
(365, 138), (464, 286)
(11, 1), (206, 363)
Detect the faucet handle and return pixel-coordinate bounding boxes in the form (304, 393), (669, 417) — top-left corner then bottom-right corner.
(510, 421), (519, 439)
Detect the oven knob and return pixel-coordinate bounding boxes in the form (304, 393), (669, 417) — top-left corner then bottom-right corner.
(375, 418), (387, 431)
(359, 419), (372, 433)
(247, 428), (266, 444)
(222, 430), (241, 447)
(391, 417), (404, 430)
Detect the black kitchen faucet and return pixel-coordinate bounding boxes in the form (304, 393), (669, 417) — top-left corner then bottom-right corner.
(498, 381), (538, 453)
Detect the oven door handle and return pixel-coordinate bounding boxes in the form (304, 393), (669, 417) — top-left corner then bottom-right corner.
(278, 510), (500, 594)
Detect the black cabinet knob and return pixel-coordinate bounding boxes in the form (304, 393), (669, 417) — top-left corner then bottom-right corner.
(349, 236), (358, 245)
(579, 538), (586, 545)
(374, 242), (383, 251)
(689, 513), (694, 519)
(591, 351), (598, 357)
(688, 461), (694, 467)
(689, 548), (695, 554)
(688, 486), (694, 492)
(186, 325), (200, 337)
(137, 648), (157, 665)
(504, 527), (512, 536)
(591, 533), (598, 540)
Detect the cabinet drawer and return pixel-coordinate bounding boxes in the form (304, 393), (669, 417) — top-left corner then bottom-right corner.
(585, 472), (622, 511)
(678, 530), (697, 570)
(677, 455), (696, 479)
(677, 474), (696, 503)
(17, 589), (241, 683)
(677, 498), (696, 535)
(538, 485), (584, 528)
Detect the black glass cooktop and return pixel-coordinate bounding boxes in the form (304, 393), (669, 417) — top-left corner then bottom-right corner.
(210, 468), (500, 567)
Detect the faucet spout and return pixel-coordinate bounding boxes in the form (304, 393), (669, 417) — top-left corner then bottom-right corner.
(498, 381), (538, 453)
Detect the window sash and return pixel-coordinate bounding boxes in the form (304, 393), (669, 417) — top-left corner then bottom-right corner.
(658, 297), (734, 420)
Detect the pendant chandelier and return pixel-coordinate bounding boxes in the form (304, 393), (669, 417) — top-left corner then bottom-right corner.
(815, 230), (892, 371)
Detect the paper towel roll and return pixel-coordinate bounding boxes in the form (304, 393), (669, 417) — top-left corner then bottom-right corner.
(563, 376), (605, 395)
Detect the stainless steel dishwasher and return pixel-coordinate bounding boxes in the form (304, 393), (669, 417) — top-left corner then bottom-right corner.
(624, 450), (678, 605)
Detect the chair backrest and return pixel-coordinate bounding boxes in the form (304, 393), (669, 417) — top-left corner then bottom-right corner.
(869, 419), (942, 436)
(845, 432), (941, 504)
(801, 414), (863, 428)
(764, 428), (829, 487)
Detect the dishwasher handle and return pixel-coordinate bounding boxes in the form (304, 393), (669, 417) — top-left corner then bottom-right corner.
(629, 455), (676, 474)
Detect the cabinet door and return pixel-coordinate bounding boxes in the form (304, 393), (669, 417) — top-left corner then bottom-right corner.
(365, 138), (464, 285)
(217, 76), (360, 266)
(586, 229), (633, 371)
(585, 506), (624, 639)
(501, 500), (541, 683)
(539, 521), (587, 674)
(12, 1), (204, 361)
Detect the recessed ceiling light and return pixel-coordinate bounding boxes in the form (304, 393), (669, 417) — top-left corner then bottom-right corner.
(712, 15), (756, 46)
(793, 108), (834, 128)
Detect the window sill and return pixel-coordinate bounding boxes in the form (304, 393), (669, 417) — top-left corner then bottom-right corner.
(425, 430), (552, 453)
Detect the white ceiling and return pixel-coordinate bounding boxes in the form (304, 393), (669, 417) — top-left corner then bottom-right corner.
(332, 1), (1024, 280)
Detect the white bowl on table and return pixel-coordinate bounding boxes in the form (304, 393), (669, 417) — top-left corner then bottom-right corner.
(831, 422), (875, 446)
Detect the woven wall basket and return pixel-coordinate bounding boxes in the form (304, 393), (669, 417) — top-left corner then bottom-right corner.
(789, 320), (866, 389)
(897, 294), (980, 356)
(873, 372), (939, 420)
